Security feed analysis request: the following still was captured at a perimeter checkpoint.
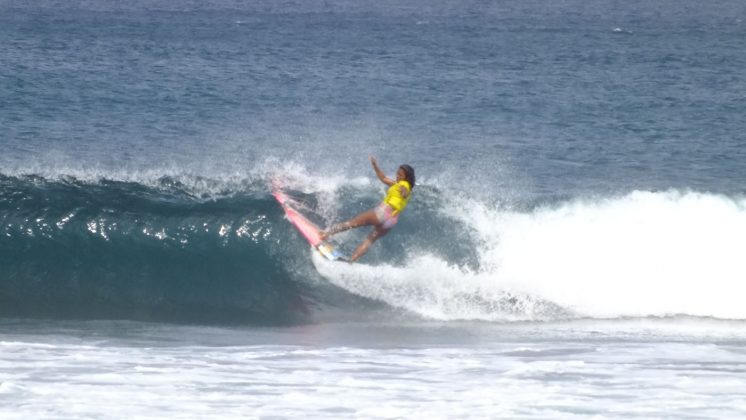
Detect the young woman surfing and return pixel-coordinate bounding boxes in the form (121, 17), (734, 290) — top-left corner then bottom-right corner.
(320, 156), (415, 262)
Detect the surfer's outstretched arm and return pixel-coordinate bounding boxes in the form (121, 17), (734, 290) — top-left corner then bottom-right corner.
(370, 156), (395, 186)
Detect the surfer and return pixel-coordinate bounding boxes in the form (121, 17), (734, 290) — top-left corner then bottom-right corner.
(320, 156), (415, 262)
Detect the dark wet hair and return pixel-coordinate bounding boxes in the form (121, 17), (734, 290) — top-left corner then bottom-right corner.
(399, 164), (415, 189)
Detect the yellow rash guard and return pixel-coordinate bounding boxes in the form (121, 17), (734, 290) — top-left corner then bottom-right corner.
(383, 180), (411, 214)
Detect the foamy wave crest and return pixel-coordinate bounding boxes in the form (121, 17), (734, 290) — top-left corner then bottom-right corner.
(464, 190), (746, 319)
(314, 190), (746, 321)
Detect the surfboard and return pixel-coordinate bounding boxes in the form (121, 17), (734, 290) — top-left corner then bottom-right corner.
(272, 189), (346, 261)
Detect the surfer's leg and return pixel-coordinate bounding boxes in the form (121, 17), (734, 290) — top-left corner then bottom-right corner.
(350, 226), (390, 262)
(321, 209), (379, 239)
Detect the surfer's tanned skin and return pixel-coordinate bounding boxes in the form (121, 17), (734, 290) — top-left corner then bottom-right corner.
(321, 156), (415, 262)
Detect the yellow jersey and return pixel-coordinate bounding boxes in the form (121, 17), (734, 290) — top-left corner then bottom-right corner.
(383, 180), (411, 214)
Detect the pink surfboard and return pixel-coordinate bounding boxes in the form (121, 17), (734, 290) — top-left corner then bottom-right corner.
(272, 190), (345, 261)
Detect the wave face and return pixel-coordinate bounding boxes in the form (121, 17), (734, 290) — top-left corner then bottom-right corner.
(0, 174), (323, 324)
(2, 172), (746, 324)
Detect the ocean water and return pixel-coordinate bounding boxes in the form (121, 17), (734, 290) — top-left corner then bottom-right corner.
(2, 0), (746, 418)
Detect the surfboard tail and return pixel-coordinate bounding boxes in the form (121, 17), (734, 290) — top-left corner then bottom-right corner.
(316, 242), (345, 261)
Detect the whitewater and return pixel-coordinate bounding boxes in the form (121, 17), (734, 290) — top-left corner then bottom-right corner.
(316, 188), (746, 321)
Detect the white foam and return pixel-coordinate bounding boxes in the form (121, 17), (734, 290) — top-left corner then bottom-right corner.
(461, 190), (746, 319)
(482, 192), (746, 319)
(315, 190), (746, 321)
(313, 252), (552, 322)
(3, 327), (745, 419)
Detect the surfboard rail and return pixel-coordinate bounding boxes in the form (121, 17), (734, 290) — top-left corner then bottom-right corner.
(272, 189), (346, 261)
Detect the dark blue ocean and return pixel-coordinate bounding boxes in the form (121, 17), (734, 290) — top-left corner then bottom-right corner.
(2, 1), (746, 417)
